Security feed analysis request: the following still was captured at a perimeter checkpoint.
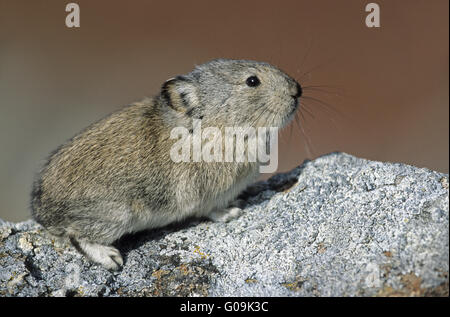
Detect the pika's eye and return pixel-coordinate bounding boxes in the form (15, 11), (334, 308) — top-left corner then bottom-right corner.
(246, 76), (260, 87)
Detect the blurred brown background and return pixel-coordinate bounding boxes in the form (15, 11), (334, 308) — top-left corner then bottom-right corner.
(0, 0), (448, 222)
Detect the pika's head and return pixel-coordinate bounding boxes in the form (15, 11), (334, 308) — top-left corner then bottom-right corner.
(160, 59), (301, 128)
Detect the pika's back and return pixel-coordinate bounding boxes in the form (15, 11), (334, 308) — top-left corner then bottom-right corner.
(31, 99), (170, 215)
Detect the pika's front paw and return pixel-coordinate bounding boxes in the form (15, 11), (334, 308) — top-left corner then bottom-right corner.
(208, 207), (243, 223)
(72, 239), (123, 271)
(96, 245), (124, 271)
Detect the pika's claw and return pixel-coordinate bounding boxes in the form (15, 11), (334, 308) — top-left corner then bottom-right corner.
(71, 238), (123, 271)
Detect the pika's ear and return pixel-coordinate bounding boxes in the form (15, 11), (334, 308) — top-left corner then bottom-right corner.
(161, 76), (198, 114)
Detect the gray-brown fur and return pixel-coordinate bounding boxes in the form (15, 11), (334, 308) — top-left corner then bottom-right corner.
(31, 59), (302, 270)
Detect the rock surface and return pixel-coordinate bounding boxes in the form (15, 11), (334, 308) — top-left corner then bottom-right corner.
(0, 152), (448, 297)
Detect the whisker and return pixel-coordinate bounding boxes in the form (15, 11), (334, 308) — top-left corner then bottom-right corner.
(287, 116), (294, 144)
(301, 99), (341, 134)
(252, 103), (270, 127)
(297, 56), (338, 82)
(297, 37), (315, 75)
(299, 102), (316, 120)
(301, 95), (344, 119)
(302, 84), (344, 90)
(295, 108), (315, 159)
(302, 86), (346, 98)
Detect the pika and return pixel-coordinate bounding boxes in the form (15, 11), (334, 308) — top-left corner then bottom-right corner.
(31, 59), (302, 270)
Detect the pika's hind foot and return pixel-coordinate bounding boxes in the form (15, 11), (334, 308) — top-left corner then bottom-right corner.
(70, 238), (123, 271)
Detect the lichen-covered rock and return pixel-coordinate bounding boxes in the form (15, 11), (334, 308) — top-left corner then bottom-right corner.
(0, 153), (448, 296)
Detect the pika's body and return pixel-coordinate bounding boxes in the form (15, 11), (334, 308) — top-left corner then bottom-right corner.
(31, 59), (302, 270)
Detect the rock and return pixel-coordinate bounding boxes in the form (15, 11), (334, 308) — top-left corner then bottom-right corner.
(0, 152), (448, 297)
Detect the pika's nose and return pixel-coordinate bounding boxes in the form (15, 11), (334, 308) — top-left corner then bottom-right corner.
(294, 81), (302, 98)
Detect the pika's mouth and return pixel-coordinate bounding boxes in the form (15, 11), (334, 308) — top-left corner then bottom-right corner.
(288, 81), (302, 114)
(278, 97), (300, 128)
(290, 81), (302, 104)
(294, 82), (303, 98)
(289, 99), (299, 116)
